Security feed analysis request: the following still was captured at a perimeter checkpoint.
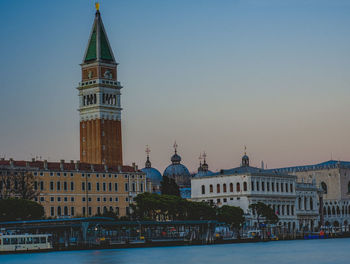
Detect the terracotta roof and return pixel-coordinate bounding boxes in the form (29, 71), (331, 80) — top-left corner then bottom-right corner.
(0, 160), (141, 173)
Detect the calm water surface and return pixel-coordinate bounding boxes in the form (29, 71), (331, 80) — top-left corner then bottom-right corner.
(1, 238), (350, 264)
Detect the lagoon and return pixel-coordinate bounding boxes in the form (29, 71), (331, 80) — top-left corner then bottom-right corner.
(1, 238), (349, 264)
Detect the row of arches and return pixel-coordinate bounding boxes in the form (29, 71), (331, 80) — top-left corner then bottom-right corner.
(323, 205), (350, 217)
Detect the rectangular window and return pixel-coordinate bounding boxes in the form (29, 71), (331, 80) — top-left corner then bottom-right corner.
(140, 183), (144, 192)
(276, 183), (279, 192)
(272, 182), (275, 192)
(257, 182), (260, 191)
(57, 197), (61, 202)
(115, 197), (118, 202)
(201, 185), (205, 194)
(64, 197), (68, 202)
(71, 197), (74, 202)
(281, 183), (284, 192)
(50, 207), (54, 216)
(71, 207), (75, 216)
(115, 207), (119, 216)
(50, 197), (54, 202)
(40, 181), (44, 191)
(290, 183), (293, 192)
(217, 184), (220, 193)
(103, 183), (106, 191)
(82, 207), (86, 216)
(88, 207), (92, 216)
(82, 182), (85, 191)
(34, 181), (38, 190)
(109, 182), (112, 192)
(70, 182), (74, 191)
(285, 183), (288, 192)
(251, 181), (254, 191)
(267, 182), (270, 192)
(132, 183), (136, 192)
(50, 181), (54, 191)
(97, 182), (100, 191)
(88, 182), (91, 191)
(64, 182), (67, 191)
(57, 182), (61, 191)
(114, 183), (118, 192)
(125, 183), (129, 192)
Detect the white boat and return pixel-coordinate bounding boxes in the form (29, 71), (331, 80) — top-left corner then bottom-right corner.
(0, 233), (52, 252)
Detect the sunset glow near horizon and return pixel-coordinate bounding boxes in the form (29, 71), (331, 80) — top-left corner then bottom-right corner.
(1, 0), (350, 173)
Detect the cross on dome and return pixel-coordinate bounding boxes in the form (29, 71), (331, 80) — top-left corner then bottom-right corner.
(145, 145), (151, 157)
(173, 141), (178, 154)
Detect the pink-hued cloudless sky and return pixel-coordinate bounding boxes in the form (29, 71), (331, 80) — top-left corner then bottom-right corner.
(1, 0), (350, 173)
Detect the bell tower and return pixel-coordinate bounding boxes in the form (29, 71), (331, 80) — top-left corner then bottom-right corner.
(77, 4), (123, 166)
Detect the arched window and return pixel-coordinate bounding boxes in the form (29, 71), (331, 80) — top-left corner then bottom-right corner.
(236, 183), (241, 192)
(304, 197), (307, 210)
(282, 205), (285, 215)
(261, 182), (265, 191)
(290, 183), (293, 192)
(348, 182), (350, 193)
(217, 184), (220, 193)
(298, 197), (302, 210)
(64, 206), (68, 216)
(285, 183), (288, 192)
(291, 205), (294, 215)
(287, 205), (290, 215)
(328, 206), (331, 216)
(243, 182), (247, 191)
(323, 207), (326, 215)
(337, 206), (340, 215)
(256, 182), (260, 191)
(223, 184), (227, 193)
(321, 182), (327, 194)
(332, 207), (336, 215)
(251, 181), (254, 191)
(310, 198), (313, 210)
(210, 185), (213, 193)
(57, 206), (61, 216)
(201, 185), (205, 194)
(272, 182), (275, 192)
(230, 183), (233, 192)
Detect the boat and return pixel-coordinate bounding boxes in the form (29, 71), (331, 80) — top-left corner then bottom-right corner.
(0, 233), (52, 252)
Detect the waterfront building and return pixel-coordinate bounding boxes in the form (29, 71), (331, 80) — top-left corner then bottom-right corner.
(295, 181), (322, 231)
(0, 159), (149, 218)
(191, 153), (299, 231)
(78, 5), (123, 167)
(141, 146), (162, 193)
(273, 160), (350, 230)
(163, 142), (191, 188)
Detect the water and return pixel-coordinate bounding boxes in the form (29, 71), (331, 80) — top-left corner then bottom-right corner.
(1, 238), (350, 264)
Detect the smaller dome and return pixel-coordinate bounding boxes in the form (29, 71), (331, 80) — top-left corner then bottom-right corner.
(141, 167), (162, 185)
(242, 154), (249, 167)
(171, 153), (181, 164)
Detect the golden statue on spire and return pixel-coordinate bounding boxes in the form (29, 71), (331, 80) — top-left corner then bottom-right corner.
(95, 2), (100, 11)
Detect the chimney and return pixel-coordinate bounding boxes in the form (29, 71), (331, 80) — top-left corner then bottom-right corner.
(60, 160), (65, 171)
(132, 162), (136, 171)
(44, 160), (48, 170)
(75, 161), (80, 171)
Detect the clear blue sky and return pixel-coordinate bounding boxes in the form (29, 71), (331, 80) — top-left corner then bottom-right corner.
(1, 0), (350, 173)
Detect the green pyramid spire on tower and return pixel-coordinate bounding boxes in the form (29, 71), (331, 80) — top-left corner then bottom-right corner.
(83, 9), (115, 63)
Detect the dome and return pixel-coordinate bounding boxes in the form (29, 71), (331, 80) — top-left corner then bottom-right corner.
(194, 170), (213, 178)
(141, 167), (162, 185)
(163, 163), (190, 178)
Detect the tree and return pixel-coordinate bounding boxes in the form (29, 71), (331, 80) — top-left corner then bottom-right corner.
(249, 202), (278, 226)
(12, 171), (39, 200)
(0, 199), (44, 221)
(217, 205), (245, 231)
(160, 176), (180, 196)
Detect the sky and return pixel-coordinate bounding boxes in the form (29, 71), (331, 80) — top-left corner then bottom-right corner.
(1, 0), (350, 173)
